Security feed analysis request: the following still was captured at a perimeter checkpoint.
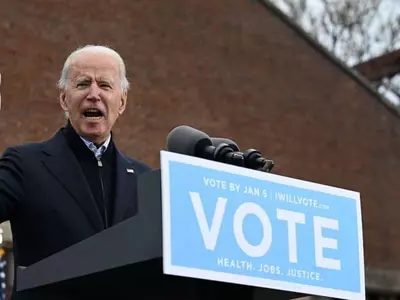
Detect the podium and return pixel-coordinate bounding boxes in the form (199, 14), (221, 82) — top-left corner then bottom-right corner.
(15, 169), (303, 300)
(15, 151), (364, 300)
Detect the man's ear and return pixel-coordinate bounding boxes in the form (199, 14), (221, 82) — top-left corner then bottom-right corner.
(118, 92), (127, 116)
(59, 91), (68, 112)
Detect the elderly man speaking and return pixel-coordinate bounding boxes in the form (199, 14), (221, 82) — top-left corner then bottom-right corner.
(0, 45), (152, 299)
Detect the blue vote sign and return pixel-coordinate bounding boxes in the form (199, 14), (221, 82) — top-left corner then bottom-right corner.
(160, 151), (365, 300)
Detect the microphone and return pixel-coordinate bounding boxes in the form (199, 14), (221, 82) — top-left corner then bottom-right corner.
(167, 125), (275, 172)
(166, 126), (245, 166)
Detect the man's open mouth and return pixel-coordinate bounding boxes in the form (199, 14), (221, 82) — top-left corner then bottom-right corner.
(83, 108), (104, 120)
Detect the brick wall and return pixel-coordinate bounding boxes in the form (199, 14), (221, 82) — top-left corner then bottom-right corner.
(0, 0), (399, 270)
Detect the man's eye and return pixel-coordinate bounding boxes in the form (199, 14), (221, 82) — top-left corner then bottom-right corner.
(77, 82), (89, 87)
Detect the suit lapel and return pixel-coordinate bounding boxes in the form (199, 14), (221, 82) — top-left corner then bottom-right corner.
(112, 149), (138, 224)
(41, 130), (104, 232)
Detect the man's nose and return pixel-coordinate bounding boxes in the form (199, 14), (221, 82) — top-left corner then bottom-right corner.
(87, 83), (101, 101)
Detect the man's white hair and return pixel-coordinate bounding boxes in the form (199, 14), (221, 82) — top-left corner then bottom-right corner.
(57, 45), (130, 93)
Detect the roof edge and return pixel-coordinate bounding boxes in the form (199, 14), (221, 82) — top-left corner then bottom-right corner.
(354, 49), (400, 82)
(256, 0), (400, 119)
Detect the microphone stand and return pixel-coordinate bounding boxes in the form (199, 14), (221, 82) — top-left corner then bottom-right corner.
(210, 145), (275, 173)
(242, 149), (274, 173)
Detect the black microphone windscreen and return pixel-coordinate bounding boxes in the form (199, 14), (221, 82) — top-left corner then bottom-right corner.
(211, 137), (240, 152)
(166, 125), (212, 156)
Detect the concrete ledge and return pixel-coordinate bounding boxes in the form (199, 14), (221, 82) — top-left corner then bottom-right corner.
(366, 267), (400, 293)
(294, 268), (400, 296)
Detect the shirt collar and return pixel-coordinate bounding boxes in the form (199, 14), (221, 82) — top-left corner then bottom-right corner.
(79, 135), (111, 159)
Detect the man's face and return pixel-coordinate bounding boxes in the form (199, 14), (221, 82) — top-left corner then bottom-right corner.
(59, 51), (127, 145)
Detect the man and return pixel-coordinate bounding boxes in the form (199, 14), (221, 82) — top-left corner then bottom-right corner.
(0, 45), (152, 299)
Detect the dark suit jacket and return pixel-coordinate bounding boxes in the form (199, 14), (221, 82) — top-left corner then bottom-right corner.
(0, 128), (151, 299)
